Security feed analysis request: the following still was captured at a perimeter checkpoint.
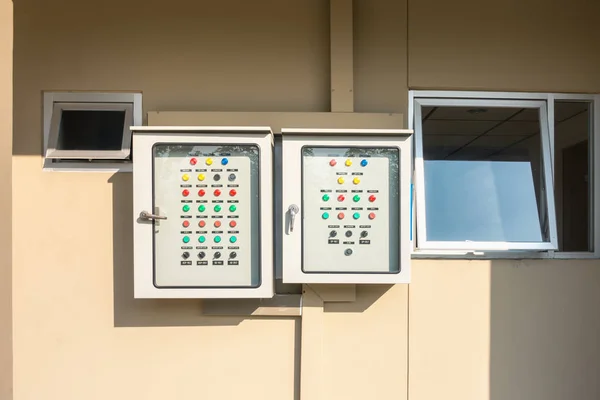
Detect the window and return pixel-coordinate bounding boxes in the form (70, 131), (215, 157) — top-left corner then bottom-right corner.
(43, 92), (142, 171)
(411, 92), (599, 256)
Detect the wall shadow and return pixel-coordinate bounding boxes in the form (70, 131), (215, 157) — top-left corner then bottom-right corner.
(490, 259), (600, 400)
(324, 284), (393, 313)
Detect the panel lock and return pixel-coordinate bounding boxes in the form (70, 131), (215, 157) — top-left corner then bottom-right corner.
(288, 204), (300, 232)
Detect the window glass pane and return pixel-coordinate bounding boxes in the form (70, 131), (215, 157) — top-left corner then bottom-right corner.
(421, 105), (549, 243)
(57, 110), (125, 151)
(555, 101), (592, 251)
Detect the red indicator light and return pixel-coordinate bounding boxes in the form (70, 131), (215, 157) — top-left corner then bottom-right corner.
(214, 220), (222, 228)
(230, 220), (237, 228)
(369, 195), (376, 202)
(229, 189), (237, 197)
(338, 212), (345, 220)
(182, 189), (190, 197)
(182, 220), (190, 228)
(329, 159), (337, 166)
(198, 189), (206, 197)
(214, 189), (222, 197)
(190, 158), (197, 165)
(337, 195), (345, 202)
(368, 212), (376, 220)
(199, 220), (206, 228)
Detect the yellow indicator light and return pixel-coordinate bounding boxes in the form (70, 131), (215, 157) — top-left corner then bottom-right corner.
(345, 159), (352, 167)
(182, 174), (190, 181)
(337, 177), (345, 184)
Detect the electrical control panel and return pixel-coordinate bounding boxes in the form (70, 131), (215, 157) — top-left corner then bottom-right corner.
(281, 129), (412, 284)
(132, 126), (273, 298)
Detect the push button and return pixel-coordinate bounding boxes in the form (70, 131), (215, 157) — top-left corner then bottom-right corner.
(229, 189), (237, 197)
(369, 195), (376, 202)
(214, 220), (222, 228)
(182, 189), (190, 197)
(182, 220), (190, 228)
(229, 220), (237, 228)
(214, 236), (222, 243)
(322, 194), (330, 202)
(221, 158), (229, 166)
(199, 220), (206, 228)
(229, 205), (237, 212)
(214, 205), (222, 212)
(368, 212), (376, 220)
(337, 212), (345, 220)
(329, 159), (337, 166)
(198, 189), (206, 197)
(360, 159), (368, 167)
(198, 205), (206, 212)
(353, 212), (360, 220)
(182, 205), (190, 212)
(213, 174), (221, 181)
(214, 189), (222, 197)
(198, 236), (206, 243)
(206, 158), (213, 166)
(337, 194), (345, 202)
(182, 236), (190, 244)
(322, 212), (330, 220)
(353, 195), (360, 202)
(228, 174), (236, 181)
(190, 158), (197, 166)
(229, 236), (237, 244)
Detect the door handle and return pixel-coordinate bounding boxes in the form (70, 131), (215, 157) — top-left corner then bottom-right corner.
(139, 211), (167, 221)
(288, 204), (299, 232)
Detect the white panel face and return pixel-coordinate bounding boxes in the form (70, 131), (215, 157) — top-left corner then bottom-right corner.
(152, 144), (260, 288)
(302, 147), (399, 273)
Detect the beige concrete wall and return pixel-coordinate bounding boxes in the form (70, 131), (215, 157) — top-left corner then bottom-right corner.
(10, 1), (600, 400)
(12, 0), (408, 399)
(0, 1), (12, 399)
(408, 0), (600, 93)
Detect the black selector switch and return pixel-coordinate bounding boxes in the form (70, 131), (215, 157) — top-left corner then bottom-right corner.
(330, 230), (337, 237)
(198, 252), (206, 259)
(182, 252), (190, 259)
(361, 231), (368, 238)
(345, 230), (353, 238)
(214, 252), (222, 259)
(214, 174), (221, 181)
(230, 252), (237, 259)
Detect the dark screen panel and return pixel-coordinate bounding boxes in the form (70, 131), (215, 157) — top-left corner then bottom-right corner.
(57, 110), (126, 151)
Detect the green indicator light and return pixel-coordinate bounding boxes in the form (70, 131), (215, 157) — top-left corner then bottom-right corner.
(198, 205), (206, 212)
(182, 236), (190, 244)
(322, 212), (330, 220)
(198, 236), (206, 243)
(322, 194), (330, 201)
(214, 205), (222, 212)
(229, 205), (237, 212)
(214, 236), (222, 243)
(353, 195), (360, 202)
(230, 236), (237, 243)
(353, 212), (360, 220)
(182, 205), (190, 212)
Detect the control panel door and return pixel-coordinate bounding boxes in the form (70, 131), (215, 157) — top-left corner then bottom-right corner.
(133, 130), (273, 298)
(281, 133), (411, 284)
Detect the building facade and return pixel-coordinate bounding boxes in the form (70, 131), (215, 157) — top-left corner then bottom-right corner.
(2, 0), (600, 399)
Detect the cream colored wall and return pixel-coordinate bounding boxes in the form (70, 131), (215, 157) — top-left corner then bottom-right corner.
(10, 1), (600, 400)
(0, 1), (12, 399)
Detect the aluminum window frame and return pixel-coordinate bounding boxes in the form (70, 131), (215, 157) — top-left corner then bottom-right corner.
(43, 92), (142, 172)
(412, 95), (558, 253)
(409, 90), (600, 259)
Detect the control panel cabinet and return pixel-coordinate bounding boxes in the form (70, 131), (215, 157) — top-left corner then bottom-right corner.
(281, 129), (412, 284)
(132, 127), (274, 298)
